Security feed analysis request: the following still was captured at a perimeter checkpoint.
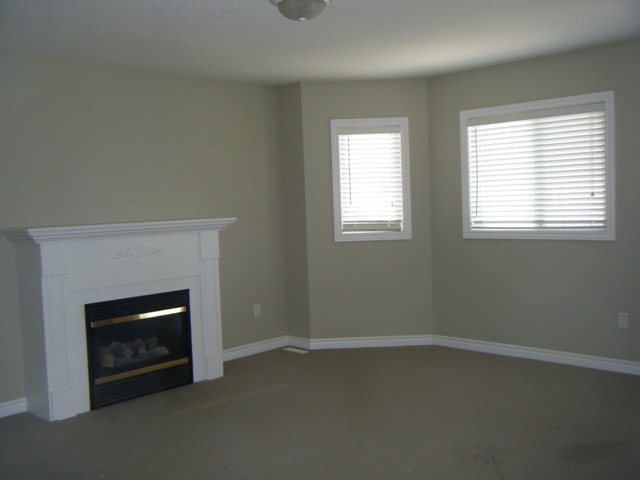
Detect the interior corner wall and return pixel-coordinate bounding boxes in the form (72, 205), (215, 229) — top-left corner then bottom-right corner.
(0, 54), (289, 404)
(427, 39), (640, 362)
(278, 84), (311, 339)
(298, 80), (434, 340)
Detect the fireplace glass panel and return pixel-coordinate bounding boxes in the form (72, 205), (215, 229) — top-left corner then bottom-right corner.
(85, 290), (193, 409)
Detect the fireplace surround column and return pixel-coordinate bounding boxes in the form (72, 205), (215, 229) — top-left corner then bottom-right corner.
(2, 218), (235, 421)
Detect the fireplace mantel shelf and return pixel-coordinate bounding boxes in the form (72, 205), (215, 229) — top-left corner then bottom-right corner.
(2, 217), (236, 242)
(2, 218), (236, 421)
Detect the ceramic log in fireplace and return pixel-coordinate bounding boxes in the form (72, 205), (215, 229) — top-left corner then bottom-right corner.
(1, 218), (235, 421)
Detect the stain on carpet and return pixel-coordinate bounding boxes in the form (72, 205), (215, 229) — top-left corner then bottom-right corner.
(456, 443), (507, 479)
(171, 384), (291, 415)
(559, 441), (626, 463)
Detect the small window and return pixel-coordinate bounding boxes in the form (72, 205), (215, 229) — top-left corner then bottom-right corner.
(460, 91), (615, 240)
(331, 117), (411, 242)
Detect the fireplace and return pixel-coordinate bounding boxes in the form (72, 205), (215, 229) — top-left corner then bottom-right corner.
(86, 290), (193, 409)
(1, 218), (235, 421)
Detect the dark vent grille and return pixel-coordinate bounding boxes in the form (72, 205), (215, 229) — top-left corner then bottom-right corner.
(91, 362), (192, 409)
(86, 290), (190, 322)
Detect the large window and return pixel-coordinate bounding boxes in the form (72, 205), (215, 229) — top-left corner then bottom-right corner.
(460, 91), (615, 240)
(331, 117), (411, 242)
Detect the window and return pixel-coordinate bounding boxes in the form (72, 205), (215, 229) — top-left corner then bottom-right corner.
(331, 117), (411, 242)
(460, 91), (615, 240)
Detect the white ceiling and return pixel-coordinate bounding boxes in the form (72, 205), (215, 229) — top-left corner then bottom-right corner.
(1, 0), (639, 86)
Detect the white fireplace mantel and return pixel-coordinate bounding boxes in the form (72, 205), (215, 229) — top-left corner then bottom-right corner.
(2, 218), (236, 421)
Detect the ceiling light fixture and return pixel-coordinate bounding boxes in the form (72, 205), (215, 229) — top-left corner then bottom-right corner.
(270, 0), (331, 22)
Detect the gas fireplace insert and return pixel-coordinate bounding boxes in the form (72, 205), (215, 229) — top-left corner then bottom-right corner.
(85, 290), (193, 409)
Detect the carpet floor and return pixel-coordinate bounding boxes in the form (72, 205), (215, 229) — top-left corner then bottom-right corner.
(1, 346), (639, 479)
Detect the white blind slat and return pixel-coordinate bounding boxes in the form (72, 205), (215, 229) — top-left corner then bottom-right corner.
(467, 107), (610, 233)
(338, 131), (404, 231)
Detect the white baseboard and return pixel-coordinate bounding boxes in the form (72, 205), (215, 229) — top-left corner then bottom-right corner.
(433, 335), (640, 376)
(221, 334), (432, 361)
(222, 336), (290, 362)
(223, 334), (640, 376)
(286, 336), (312, 350)
(0, 397), (26, 419)
(308, 334), (433, 350)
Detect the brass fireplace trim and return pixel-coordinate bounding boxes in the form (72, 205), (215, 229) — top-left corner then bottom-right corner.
(94, 357), (190, 385)
(90, 306), (187, 328)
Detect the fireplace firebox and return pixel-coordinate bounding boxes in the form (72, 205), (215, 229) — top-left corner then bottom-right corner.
(85, 290), (193, 409)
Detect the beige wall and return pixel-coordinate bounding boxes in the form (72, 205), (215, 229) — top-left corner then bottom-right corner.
(0, 54), (289, 403)
(2, 39), (638, 407)
(299, 80), (434, 339)
(278, 84), (311, 339)
(428, 39), (640, 360)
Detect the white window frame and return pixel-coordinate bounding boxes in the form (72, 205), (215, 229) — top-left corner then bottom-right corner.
(460, 91), (615, 241)
(331, 117), (412, 242)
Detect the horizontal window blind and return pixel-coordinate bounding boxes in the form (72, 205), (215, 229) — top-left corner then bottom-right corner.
(337, 129), (403, 232)
(466, 101), (611, 235)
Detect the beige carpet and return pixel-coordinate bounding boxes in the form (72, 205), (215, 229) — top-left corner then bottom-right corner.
(1, 346), (639, 479)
